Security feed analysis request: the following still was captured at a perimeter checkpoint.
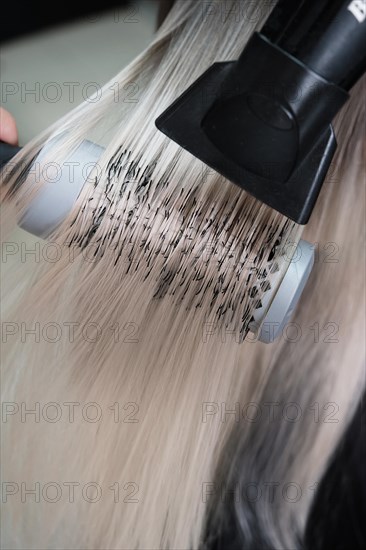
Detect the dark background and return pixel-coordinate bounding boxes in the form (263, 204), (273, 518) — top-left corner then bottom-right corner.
(1, 1), (176, 43)
(1, 0), (132, 43)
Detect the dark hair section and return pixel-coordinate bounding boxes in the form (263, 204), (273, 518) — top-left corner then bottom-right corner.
(305, 392), (366, 550)
(204, 393), (366, 549)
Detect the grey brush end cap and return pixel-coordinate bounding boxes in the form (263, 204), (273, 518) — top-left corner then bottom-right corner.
(250, 240), (315, 343)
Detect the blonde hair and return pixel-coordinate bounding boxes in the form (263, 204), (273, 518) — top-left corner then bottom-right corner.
(1, 1), (365, 549)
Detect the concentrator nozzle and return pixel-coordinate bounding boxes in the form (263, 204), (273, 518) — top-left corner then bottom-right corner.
(156, 0), (366, 223)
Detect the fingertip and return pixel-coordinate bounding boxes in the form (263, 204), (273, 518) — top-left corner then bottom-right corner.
(0, 107), (19, 146)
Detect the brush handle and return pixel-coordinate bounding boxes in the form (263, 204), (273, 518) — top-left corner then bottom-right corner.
(262, 0), (366, 90)
(0, 141), (21, 169)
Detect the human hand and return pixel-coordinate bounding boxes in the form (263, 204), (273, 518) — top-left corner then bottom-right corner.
(0, 107), (18, 145)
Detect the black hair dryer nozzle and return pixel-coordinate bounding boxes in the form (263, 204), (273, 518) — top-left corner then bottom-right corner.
(156, 0), (366, 224)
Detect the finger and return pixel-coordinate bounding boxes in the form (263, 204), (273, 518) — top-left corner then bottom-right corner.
(0, 107), (19, 145)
